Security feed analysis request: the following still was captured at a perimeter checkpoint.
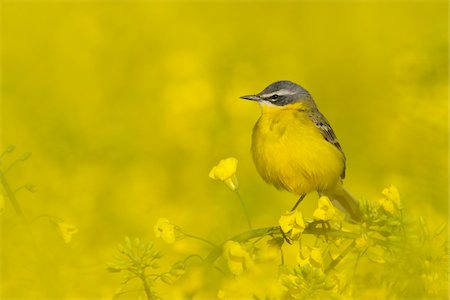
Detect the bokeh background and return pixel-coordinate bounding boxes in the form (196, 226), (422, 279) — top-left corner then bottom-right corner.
(1, 1), (448, 298)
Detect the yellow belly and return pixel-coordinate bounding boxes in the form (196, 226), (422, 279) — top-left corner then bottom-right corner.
(251, 109), (344, 195)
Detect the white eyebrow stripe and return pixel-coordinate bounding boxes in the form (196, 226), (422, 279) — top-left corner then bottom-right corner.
(260, 89), (295, 98)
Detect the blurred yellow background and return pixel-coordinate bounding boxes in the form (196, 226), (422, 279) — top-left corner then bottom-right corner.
(1, 1), (448, 298)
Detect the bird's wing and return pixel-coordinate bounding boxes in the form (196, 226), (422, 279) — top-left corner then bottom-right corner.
(307, 109), (346, 178)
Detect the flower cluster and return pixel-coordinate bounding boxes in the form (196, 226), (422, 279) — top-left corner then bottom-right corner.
(280, 264), (337, 299)
(107, 237), (163, 275)
(106, 155), (448, 300)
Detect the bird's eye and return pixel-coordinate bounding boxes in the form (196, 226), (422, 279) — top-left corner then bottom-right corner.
(270, 94), (279, 100)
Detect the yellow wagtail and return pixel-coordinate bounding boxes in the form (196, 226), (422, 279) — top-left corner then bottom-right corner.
(241, 80), (361, 221)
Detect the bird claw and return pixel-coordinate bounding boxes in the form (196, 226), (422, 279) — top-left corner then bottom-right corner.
(307, 220), (331, 241)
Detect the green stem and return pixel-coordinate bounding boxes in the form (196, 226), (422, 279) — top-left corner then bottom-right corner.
(325, 240), (356, 273)
(0, 170), (28, 225)
(184, 254), (205, 264)
(29, 214), (52, 225)
(4, 159), (21, 175)
(235, 190), (252, 230)
(204, 226), (281, 265)
(140, 275), (153, 300)
(182, 232), (219, 248)
(203, 223), (396, 267)
(13, 185), (26, 194)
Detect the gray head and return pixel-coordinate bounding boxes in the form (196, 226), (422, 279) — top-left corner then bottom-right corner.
(240, 80), (313, 106)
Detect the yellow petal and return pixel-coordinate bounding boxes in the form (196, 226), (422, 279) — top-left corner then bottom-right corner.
(279, 210), (305, 240)
(381, 185), (401, 209)
(154, 218), (176, 243)
(278, 211), (295, 233)
(294, 210), (306, 230)
(58, 222), (78, 243)
(313, 208), (327, 221)
(223, 241), (252, 275)
(313, 197), (336, 221)
(379, 197), (396, 214)
(227, 241), (247, 259)
(297, 246), (310, 266)
(209, 157), (238, 181)
(309, 248), (323, 267)
(228, 260), (244, 275)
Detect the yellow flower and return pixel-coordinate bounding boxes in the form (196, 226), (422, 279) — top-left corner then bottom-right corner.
(154, 218), (176, 243)
(312, 196), (336, 221)
(297, 246), (323, 268)
(279, 209), (305, 240)
(382, 185), (401, 207)
(297, 246), (323, 269)
(378, 185), (401, 214)
(209, 157), (239, 191)
(309, 248), (323, 267)
(297, 246), (310, 266)
(379, 197), (395, 214)
(57, 221), (78, 243)
(222, 240), (253, 275)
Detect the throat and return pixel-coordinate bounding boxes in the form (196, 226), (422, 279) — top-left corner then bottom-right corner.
(259, 101), (307, 114)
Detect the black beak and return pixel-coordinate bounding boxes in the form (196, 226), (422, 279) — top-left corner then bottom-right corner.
(240, 95), (261, 101)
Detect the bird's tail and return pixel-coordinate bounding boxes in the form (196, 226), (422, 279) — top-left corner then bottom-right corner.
(325, 187), (362, 222)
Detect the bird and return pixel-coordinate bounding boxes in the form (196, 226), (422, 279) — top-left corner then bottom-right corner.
(241, 80), (361, 222)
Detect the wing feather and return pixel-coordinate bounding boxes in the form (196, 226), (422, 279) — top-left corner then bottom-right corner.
(307, 109), (346, 178)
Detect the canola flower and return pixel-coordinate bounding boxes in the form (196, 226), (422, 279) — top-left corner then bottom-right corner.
(278, 209), (306, 240)
(297, 246), (323, 269)
(110, 183), (447, 300)
(107, 237), (163, 300)
(222, 240), (254, 275)
(154, 218), (177, 243)
(378, 185), (402, 214)
(280, 264), (337, 299)
(312, 196), (336, 221)
(56, 220), (78, 244)
(209, 157), (239, 191)
(209, 157), (252, 229)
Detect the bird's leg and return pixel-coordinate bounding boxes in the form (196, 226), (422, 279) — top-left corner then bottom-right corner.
(322, 221), (331, 242)
(308, 220), (332, 241)
(291, 194), (306, 211)
(281, 230), (293, 245)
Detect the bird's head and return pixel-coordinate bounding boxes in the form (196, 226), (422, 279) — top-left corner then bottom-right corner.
(240, 80), (314, 111)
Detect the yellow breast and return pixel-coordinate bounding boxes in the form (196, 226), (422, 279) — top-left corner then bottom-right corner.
(251, 103), (344, 195)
